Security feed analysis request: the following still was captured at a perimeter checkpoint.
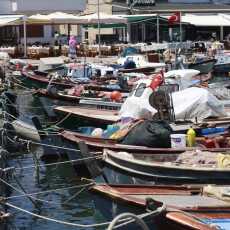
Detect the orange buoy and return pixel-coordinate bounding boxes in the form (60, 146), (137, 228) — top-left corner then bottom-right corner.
(110, 91), (122, 102)
(15, 63), (21, 71)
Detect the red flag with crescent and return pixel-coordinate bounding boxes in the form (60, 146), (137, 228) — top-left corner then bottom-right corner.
(168, 12), (181, 25)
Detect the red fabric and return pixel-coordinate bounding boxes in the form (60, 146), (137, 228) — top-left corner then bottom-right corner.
(149, 72), (164, 90)
(168, 12), (181, 25)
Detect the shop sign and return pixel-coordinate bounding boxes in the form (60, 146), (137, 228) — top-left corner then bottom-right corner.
(128, 0), (155, 6)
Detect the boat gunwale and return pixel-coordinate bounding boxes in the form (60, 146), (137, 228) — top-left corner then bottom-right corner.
(104, 149), (230, 172)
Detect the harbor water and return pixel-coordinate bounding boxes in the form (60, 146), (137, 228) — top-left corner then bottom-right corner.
(0, 89), (151, 230)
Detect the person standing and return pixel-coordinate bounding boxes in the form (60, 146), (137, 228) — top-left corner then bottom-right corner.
(68, 36), (77, 59)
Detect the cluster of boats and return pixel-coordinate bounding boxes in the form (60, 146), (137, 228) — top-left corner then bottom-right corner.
(3, 43), (230, 229)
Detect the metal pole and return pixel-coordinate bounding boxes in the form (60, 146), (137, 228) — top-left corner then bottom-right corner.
(220, 26), (224, 41)
(97, 0), (101, 57)
(23, 16), (27, 58)
(127, 23), (131, 43)
(180, 12), (182, 43)
(157, 14), (160, 43)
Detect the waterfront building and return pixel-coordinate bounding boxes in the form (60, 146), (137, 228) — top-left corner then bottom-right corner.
(0, 0), (86, 45)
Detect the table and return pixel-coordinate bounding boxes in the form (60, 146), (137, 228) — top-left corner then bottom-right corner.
(27, 46), (50, 58)
(0, 47), (16, 56)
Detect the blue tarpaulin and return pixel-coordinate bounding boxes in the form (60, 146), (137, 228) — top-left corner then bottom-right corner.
(202, 218), (230, 230)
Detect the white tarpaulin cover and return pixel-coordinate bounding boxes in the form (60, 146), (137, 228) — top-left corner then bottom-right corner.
(119, 79), (156, 120)
(172, 87), (226, 121)
(164, 69), (200, 90)
(119, 78), (226, 121)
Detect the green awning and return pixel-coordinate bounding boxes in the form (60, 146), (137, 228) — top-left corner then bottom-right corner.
(121, 14), (168, 23)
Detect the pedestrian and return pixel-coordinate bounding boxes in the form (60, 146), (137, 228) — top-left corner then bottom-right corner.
(68, 36), (77, 60)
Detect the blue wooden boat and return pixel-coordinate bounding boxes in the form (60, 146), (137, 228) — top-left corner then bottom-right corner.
(102, 148), (230, 185)
(91, 183), (230, 230)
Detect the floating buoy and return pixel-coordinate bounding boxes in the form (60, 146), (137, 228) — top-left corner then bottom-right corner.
(15, 63), (21, 71)
(91, 128), (103, 137)
(110, 91), (122, 102)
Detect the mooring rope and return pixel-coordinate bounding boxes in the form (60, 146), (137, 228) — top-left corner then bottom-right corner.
(108, 213), (149, 230)
(5, 77), (33, 91)
(0, 174), (94, 208)
(5, 134), (97, 155)
(3, 108), (72, 129)
(3, 102), (57, 109)
(13, 155), (102, 171)
(7, 182), (94, 200)
(2, 200), (165, 229)
(3, 125), (61, 136)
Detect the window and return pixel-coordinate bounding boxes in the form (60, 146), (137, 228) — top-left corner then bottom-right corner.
(85, 31), (88, 40)
(20, 25), (44, 37)
(134, 83), (146, 97)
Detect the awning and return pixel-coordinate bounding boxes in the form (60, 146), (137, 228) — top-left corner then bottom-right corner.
(79, 13), (127, 24)
(121, 14), (158, 22)
(0, 15), (24, 27)
(27, 14), (51, 24)
(28, 12), (87, 24)
(47, 12), (87, 24)
(181, 14), (230, 26)
(84, 23), (127, 29)
(162, 13), (230, 26)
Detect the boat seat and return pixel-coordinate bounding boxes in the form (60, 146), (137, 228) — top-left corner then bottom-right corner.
(130, 194), (230, 208)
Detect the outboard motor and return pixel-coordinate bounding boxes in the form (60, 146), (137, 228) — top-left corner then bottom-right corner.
(95, 69), (101, 77)
(47, 85), (58, 97)
(118, 74), (128, 91)
(124, 58), (136, 69)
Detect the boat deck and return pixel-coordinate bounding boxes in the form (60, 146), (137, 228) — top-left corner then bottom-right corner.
(91, 185), (230, 211)
(55, 106), (119, 122)
(128, 194), (229, 208)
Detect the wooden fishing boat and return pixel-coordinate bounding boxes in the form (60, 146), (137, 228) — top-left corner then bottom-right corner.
(55, 107), (119, 127)
(61, 130), (187, 154)
(118, 66), (160, 75)
(20, 68), (131, 91)
(34, 89), (123, 119)
(102, 149), (230, 184)
(21, 69), (75, 90)
(188, 59), (217, 74)
(91, 184), (230, 230)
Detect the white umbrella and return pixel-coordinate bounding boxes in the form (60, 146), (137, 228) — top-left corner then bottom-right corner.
(47, 12), (86, 24)
(29, 12), (87, 24)
(79, 13), (127, 24)
(28, 14), (51, 24)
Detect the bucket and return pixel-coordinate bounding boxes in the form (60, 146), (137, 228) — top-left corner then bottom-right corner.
(171, 134), (186, 148)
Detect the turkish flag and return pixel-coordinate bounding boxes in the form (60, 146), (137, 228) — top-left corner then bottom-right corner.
(168, 12), (181, 25)
(149, 71), (164, 90)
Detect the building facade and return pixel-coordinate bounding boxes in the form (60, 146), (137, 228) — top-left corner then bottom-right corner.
(113, 0), (230, 43)
(82, 0), (114, 44)
(0, 0), (86, 45)
(0, 0), (86, 14)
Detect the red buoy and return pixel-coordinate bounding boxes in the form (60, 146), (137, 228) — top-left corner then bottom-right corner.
(110, 91), (122, 102)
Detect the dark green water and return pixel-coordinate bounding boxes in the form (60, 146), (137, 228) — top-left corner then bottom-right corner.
(6, 150), (106, 230)
(1, 89), (149, 230)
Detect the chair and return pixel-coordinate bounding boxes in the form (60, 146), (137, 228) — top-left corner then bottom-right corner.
(28, 48), (39, 59)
